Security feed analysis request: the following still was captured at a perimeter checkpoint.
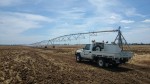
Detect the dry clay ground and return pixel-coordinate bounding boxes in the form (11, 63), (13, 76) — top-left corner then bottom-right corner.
(0, 45), (150, 84)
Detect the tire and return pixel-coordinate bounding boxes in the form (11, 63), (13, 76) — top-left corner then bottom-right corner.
(93, 46), (102, 51)
(112, 61), (119, 67)
(97, 58), (106, 67)
(76, 54), (82, 62)
(112, 63), (119, 67)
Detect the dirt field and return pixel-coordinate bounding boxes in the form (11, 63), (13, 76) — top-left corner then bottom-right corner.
(0, 45), (150, 84)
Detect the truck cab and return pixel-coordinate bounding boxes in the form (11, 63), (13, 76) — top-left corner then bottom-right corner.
(80, 42), (104, 59)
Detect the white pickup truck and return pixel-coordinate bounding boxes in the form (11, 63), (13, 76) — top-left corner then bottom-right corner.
(75, 42), (133, 67)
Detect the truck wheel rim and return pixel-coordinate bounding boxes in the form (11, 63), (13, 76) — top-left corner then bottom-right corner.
(98, 60), (103, 66)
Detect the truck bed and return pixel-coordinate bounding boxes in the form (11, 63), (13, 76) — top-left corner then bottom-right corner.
(92, 51), (133, 59)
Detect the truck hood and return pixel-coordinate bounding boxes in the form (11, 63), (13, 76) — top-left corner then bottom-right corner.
(76, 49), (83, 53)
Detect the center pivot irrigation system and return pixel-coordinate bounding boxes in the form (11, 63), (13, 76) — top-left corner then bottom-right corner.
(31, 26), (129, 50)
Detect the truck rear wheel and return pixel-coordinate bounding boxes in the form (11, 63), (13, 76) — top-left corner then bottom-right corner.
(76, 54), (82, 62)
(97, 58), (106, 67)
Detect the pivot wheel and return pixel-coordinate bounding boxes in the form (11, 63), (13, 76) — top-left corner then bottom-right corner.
(97, 58), (106, 67)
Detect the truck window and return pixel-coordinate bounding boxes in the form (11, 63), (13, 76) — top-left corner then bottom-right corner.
(84, 44), (90, 50)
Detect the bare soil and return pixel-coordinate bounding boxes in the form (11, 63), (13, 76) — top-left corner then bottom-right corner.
(0, 45), (150, 84)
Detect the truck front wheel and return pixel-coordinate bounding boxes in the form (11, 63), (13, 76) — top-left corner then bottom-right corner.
(76, 54), (82, 62)
(97, 58), (106, 67)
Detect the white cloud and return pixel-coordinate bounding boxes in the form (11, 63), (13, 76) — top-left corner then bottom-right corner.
(88, 0), (119, 9)
(124, 27), (150, 43)
(49, 24), (90, 38)
(56, 8), (85, 20)
(47, 0), (125, 40)
(124, 27), (130, 29)
(0, 11), (53, 35)
(120, 20), (135, 23)
(87, 13), (122, 24)
(0, 0), (22, 6)
(14, 12), (52, 22)
(142, 19), (150, 23)
(107, 13), (123, 24)
(125, 8), (145, 17)
(87, 0), (123, 24)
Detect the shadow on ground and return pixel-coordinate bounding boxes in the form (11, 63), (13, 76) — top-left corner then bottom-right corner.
(80, 61), (133, 72)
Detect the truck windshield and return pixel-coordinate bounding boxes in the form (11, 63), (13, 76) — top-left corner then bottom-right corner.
(84, 44), (90, 50)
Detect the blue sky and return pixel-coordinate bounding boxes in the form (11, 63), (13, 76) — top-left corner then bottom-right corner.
(0, 0), (150, 44)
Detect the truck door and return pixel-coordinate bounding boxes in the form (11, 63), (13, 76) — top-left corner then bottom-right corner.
(83, 44), (92, 59)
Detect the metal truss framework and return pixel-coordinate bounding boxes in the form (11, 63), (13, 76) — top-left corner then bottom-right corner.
(31, 26), (129, 50)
